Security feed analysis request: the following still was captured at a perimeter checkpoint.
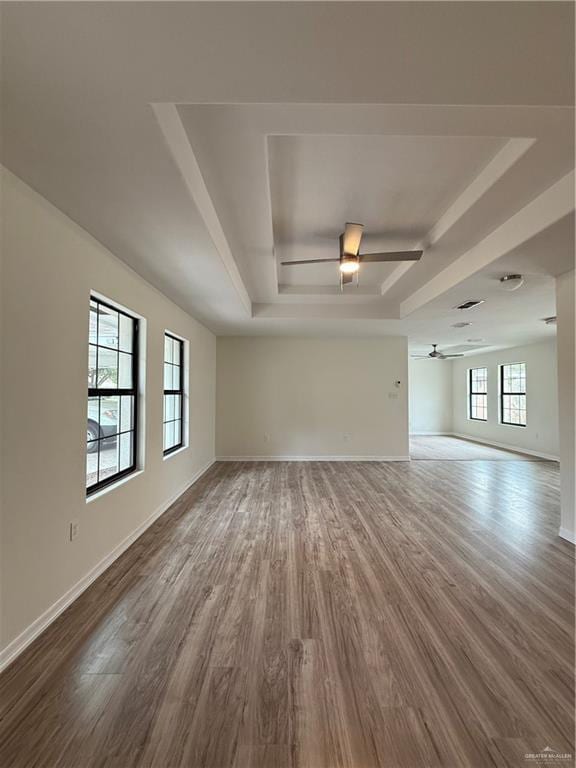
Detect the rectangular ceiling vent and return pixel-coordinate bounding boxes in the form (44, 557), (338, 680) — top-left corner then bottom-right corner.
(454, 299), (485, 311)
(451, 321), (472, 328)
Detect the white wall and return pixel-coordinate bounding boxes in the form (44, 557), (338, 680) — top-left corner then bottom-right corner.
(216, 336), (409, 459)
(409, 359), (453, 434)
(451, 340), (559, 459)
(556, 270), (575, 541)
(0, 169), (216, 656)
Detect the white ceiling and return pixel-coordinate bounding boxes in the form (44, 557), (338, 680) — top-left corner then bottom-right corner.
(1, 2), (574, 354)
(269, 134), (504, 289)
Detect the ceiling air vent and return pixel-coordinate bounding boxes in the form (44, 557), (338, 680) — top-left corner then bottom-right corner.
(454, 299), (485, 311)
(452, 321), (472, 328)
(543, 316), (557, 325)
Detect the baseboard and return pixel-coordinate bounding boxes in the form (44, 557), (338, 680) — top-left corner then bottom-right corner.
(410, 432), (453, 436)
(559, 527), (576, 544)
(0, 458), (216, 674)
(216, 455), (411, 462)
(451, 433), (559, 462)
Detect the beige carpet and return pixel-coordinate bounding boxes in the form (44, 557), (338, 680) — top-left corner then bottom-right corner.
(410, 435), (542, 461)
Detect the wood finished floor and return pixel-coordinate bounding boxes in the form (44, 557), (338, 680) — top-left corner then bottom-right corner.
(0, 459), (574, 768)
(409, 435), (540, 462)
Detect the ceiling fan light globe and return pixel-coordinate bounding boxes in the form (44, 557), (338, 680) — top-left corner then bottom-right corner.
(339, 259), (359, 274)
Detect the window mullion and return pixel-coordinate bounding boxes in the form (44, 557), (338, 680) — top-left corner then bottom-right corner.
(88, 388), (135, 396)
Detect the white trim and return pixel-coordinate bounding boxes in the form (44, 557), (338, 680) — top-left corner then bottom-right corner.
(401, 170), (575, 317)
(559, 527), (576, 545)
(216, 455), (410, 462)
(410, 432), (453, 436)
(451, 433), (559, 461)
(380, 138), (534, 299)
(162, 444), (188, 461)
(0, 459), (215, 674)
(151, 103), (251, 315)
(86, 469), (144, 504)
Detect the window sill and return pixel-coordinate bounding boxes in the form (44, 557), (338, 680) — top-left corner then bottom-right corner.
(163, 444), (189, 461)
(86, 469), (144, 504)
(499, 423), (527, 428)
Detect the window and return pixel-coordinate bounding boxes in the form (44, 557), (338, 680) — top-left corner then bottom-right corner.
(500, 362), (526, 427)
(87, 297), (139, 494)
(468, 367), (488, 421)
(163, 333), (184, 455)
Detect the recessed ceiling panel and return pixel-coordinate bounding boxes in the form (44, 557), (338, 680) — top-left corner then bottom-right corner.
(269, 134), (505, 288)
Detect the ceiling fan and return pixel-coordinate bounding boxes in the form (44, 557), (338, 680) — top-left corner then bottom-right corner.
(280, 222), (423, 287)
(411, 344), (464, 360)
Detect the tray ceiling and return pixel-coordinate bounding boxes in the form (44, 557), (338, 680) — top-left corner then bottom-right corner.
(1, 1), (573, 351)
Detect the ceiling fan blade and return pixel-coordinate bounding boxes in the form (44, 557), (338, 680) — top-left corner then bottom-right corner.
(343, 222), (364, 255)
(280, 258), (339, 265)
(441, 354), (465, 358)
(359, 250), (423, 263)
(342, 271), (354, 285)
(410, 355), (430, 359)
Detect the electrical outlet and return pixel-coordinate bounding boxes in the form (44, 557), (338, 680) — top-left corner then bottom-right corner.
(388, 392), (399, 399)
(343, 432), (351, 442)
(69, 520), (79, 542)
(264, 433), (270, 443)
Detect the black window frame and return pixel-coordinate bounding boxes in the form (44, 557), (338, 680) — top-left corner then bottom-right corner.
(87, 296), (139, 495)
(163, 332), (185, 456)
(468, 366), (488, 422)
(500, 362), (527, 427)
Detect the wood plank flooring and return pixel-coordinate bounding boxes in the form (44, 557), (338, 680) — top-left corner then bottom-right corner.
(410, 435), (540, 461)
(0, 459), (574, 768)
